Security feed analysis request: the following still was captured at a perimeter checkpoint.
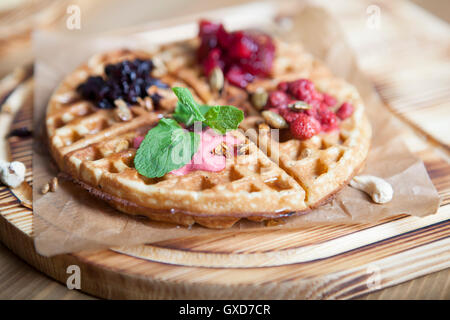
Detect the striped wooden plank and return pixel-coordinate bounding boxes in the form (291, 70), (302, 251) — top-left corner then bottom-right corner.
(0, 0), (449, 299)
(112, 207), (449, 267)
(315, 0), (450, 149)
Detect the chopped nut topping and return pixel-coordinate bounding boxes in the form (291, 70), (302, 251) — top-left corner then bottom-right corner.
(61, 113), (74, 123)
(213, 142), (232, 158)
(41, 183), (50, 194)
(236, 144), (249, 155)
(258, 123), (271, 131)
(146, 85), (158, 96)
(136, 97), (144, 106)
(151, 56), (168, 77)
(137, 96), (154, 111)
(212, 143), (223, 156)
(114, 99), (132, 121)
(115, 140), (129, 153)
(55, 91), (79, 104)
(143, 96), (154, 111)
(251, 87), (268, 109)
(50, 177), (58, 192)
(114, 98), (128, 108)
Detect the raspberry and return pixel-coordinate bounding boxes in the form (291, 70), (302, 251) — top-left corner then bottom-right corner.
(239, 32), (275, 77)
(279, 107), (300, 123)
(268, 90), (289, 108)
(336, 102), (354, 120)
(217, 24), (231, 48)
(202, 48), (223, 76)
(312, 90), (323, 102)
(197, 20), (221, 61)
(290, 113), (321, 140)
(317, 106), (339, 131)
(323, 93), (337, 107)
(225, 65), (254, 88)
(133, 136), (144, 149)
(309, 98), (322, 109)
(199, 20), (221, 38)
(228, 31), (257, 59)
(277, 81), (289, 92)
(304, 105), (319, 119)
(264, 79), (345, 139)
(288, 79), (315, 101)
(197, 21), (275, 87)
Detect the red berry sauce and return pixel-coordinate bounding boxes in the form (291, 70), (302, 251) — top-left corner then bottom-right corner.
(198, 20), (275, 88)
(265, 78), (354, 140)
(336, 102), (354, 120)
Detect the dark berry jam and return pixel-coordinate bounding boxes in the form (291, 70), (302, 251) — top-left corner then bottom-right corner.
(76, 58), (168, 109)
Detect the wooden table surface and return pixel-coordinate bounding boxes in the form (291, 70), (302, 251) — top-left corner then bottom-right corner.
(0, 0), (448, 300)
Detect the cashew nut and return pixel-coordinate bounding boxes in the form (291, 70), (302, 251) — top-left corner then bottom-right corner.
(349, 175), (393, 204)
(0, 160), (26, 188)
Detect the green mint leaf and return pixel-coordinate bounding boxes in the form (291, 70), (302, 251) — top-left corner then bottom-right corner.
(134, 118), (199, 178)
(173, 102), (194, 126)
(199, 105), (211, 115)
(204, 105), (244, 134)
(173, 102), (210, 127)
(172, 87), (205, 122)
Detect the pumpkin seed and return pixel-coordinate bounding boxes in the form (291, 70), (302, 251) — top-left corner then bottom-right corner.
(288, 101), (311, 110)
(209, 67), (224, 92)
(262, 110), (288, 129)
(251, 88), (268, 109)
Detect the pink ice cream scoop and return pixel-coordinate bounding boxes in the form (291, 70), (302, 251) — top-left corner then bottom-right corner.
(133, 129), (241, 176)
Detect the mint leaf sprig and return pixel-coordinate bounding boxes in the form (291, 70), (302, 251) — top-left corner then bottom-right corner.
(172, 87), (244, 134)
(172, 87), (206, 123)
(134, 87), (244, 178)
(173, 102), (210, 127)
(134, 118), (199, 178)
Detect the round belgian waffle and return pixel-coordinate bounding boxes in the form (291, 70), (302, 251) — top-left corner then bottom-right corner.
(45, 39), (371, 229)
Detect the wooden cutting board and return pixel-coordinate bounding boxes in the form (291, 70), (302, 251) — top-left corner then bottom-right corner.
(0, 1), (449, 299)
(1, 99), (449, 298)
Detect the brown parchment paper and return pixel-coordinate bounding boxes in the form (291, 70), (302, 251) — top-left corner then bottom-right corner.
(33, 6), (440, 256)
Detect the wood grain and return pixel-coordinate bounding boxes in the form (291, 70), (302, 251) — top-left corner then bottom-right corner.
(1, 237), (447, 299)
(315, 0), (450, 150)
(0, 0), (449, 300)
